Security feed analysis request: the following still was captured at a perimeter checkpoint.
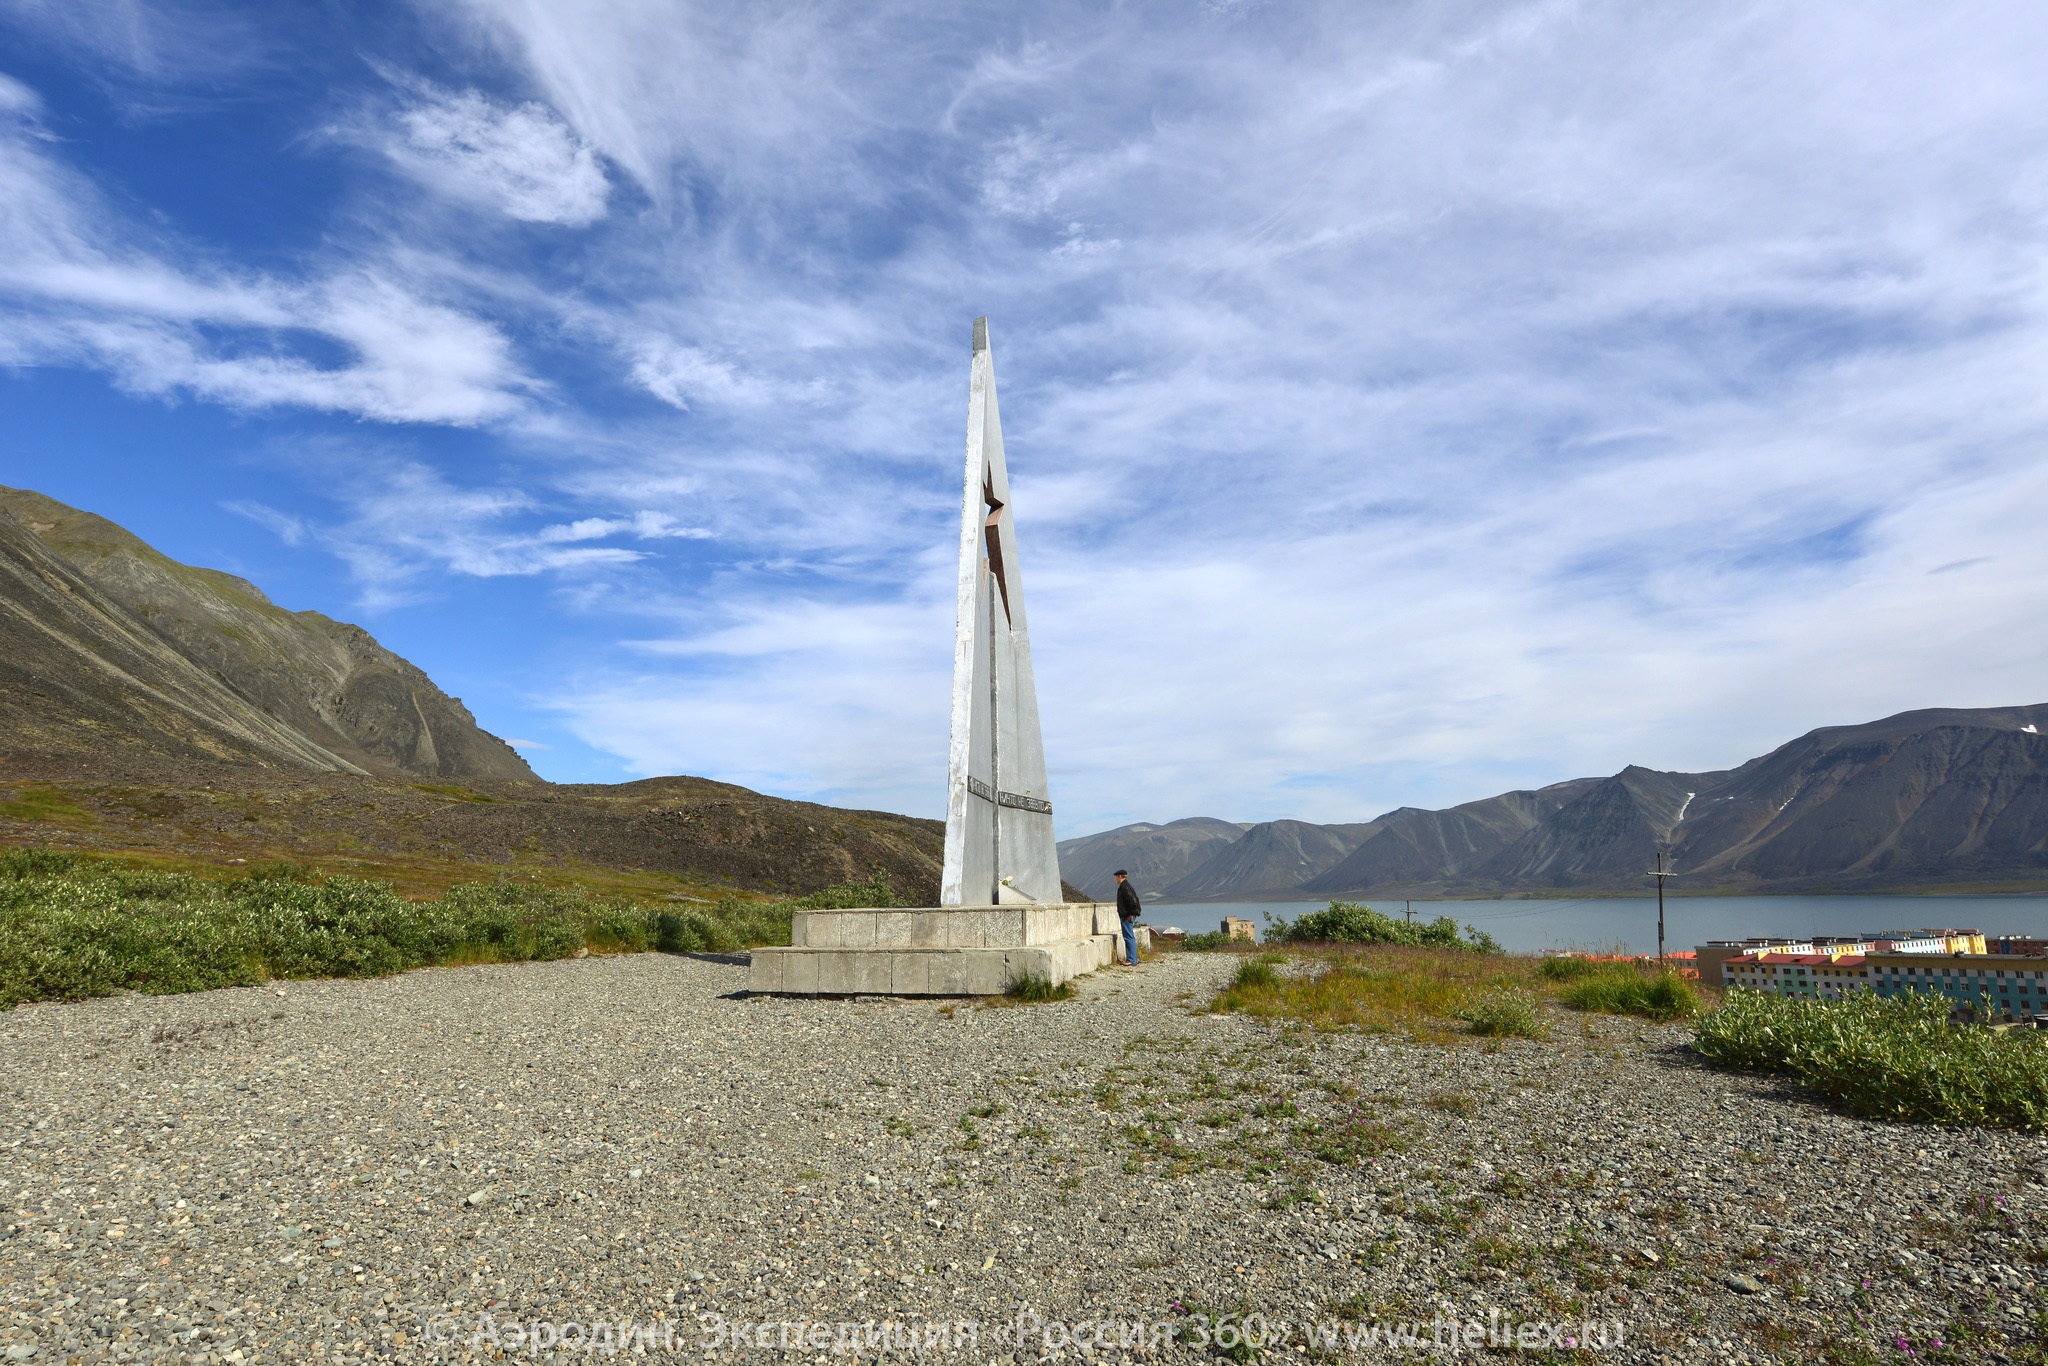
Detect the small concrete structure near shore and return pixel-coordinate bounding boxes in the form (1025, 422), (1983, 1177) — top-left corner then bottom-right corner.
(751, 318), (1108, 996)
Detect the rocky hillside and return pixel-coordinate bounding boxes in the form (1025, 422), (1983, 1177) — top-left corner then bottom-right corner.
(1160, 819), (1382, 901)
(1061, 705), (2048, 898)
(0, 486), (958, 902)
(0, 487), (532, 783)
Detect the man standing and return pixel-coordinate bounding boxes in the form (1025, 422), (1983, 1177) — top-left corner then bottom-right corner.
(1113, 870), (1141, 967)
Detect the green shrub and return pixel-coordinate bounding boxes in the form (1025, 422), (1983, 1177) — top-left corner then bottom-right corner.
(1537, 955), (1603, 982)
(1559, 965), (1700, 1021)
(787, 869), (902, 910)
(0, 848), (79, 879)
(1179, 930), (1236, 951)
(1454, 988), (1547, 1038)
(1271, 901), (1499, 953)
(0, 852), (915, 1008)
(1693, 989), (2048, 1129)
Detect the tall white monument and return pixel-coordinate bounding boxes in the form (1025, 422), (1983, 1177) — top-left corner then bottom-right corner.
(747, 318), (1113, 995)
(940, 317), (1063, 906)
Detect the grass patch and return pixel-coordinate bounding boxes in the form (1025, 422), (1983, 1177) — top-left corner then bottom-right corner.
(1177, 930), (1240, 951)
(1203, 945), (1715, 1041)
(0, 849), (900, 1009)
(1693, 988), (2048, 1129)
(0, 786), (96, 828)
(1209, 946), (1531, 1041)
(1229, 954), (1286, 990)
(1004, 973), (1076, 1003)
(1452, 987), (1547, 1038)
(408, 783), (494, 803)
(1558, 964), (1701, 1021)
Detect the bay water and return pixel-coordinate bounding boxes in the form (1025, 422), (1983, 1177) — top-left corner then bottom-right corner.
(1146, 894), (2048, 957)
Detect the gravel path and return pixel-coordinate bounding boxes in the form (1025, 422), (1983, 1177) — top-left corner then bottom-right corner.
(4, 952), (2048, 1363)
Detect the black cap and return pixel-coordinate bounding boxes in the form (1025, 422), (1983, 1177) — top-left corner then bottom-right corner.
(1114, 869), (1129, 877)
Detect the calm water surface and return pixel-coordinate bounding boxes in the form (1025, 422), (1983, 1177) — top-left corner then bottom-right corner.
(1145, 895), (2048, 957)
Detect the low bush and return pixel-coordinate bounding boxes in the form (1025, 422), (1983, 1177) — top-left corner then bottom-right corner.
(1692, 988), (2048, 1129)
(1559, 964), (1701, 1021)
(1270, 901), (1500, 953)
(785, 869), (903, 910)
(1453, 988), (1547, 1039)
(0, 851), (900, 1009)
(1178, 930), (1238, 951)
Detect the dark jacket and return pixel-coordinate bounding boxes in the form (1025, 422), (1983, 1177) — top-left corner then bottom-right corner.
(1116, 881), (1141, 921)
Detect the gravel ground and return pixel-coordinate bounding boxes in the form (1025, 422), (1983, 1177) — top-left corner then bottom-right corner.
(4, 951), (2048, 1364)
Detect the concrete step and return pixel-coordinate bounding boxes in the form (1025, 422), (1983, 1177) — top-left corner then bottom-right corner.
(749, 935), (1115, 996)
(791, 902), (1116, 950)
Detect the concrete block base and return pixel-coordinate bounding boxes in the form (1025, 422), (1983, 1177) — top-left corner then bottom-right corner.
(750, 903), (1117, 995)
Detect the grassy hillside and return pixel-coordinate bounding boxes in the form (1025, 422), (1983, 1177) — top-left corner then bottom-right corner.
(0, 755), (947, 904)
(0, 850), (903, 1010)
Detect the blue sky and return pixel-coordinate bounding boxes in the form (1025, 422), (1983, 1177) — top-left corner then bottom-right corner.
(4, 1), (2047, 837)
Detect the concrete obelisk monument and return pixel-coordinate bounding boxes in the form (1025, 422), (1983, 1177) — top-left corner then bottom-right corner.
(941, 316), (1062, 906)
(747, 319), (1114, 994)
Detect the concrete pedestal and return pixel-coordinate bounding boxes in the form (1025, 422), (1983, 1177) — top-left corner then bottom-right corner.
(749, 902), (1118, 996)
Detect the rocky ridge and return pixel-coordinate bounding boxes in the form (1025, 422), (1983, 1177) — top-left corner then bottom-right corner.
(0, 487), (532, 784)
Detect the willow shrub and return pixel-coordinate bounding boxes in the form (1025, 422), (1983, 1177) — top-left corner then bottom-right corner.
(1692, 988), (2048, 1130)
(1271, 900), (1502, 953)
(0, 851), (899, 1008)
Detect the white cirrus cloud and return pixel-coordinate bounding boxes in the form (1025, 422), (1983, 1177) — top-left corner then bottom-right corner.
(378, 85), (611, 226)
(0, 91), (534, 425)
(228, 460), (712, 609)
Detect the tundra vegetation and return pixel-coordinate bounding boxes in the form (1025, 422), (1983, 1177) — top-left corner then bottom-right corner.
(1191, 902), (2048, 1131)
(1200, 945), (1694, 1042)
(1692, 986), (2048, 1130)
(0, 848), (897, 1009)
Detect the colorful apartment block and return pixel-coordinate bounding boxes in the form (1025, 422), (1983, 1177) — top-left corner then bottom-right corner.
(1864, 953), (2048, 1020)
(1713, 938), (2048, 1022)
(1722, 953), (1869, 999)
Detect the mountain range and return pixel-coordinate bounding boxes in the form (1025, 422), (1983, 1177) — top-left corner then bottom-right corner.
(10, 485), (2042, 907)
(1059, 706), (2048, 901)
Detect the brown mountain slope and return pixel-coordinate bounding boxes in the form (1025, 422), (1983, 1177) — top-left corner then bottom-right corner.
(1301, 780), (1605, 894)
(1670, 707), (2048, 887)
(1163, 819), (1382, 899)
(0, 488), (533, 783)
(0, 753), (949, 902)
(1056, 817), (1251, 900)
(0, 503), (362, 771)
(0, 486), (961, 903)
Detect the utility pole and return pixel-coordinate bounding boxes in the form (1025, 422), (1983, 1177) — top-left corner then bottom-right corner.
(1404, 900), (1413, 925)
(1646, 850), (1677, 964)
